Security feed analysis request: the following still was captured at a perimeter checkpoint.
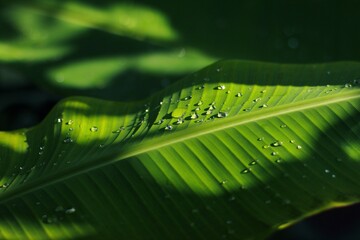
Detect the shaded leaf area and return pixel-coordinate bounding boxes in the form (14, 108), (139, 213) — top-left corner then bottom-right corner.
(0, 61), (359, 239)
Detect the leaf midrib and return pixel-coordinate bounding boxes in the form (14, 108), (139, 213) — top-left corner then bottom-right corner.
(0, 89), (359, 203)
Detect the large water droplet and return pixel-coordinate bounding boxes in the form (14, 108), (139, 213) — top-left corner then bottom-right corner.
(90, 126), (98, 132)
(217, 112), (228, 118)
(271, 140), (283, 147)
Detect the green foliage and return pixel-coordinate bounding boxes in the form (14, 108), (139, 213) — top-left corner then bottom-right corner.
(0, 61), (359, 239)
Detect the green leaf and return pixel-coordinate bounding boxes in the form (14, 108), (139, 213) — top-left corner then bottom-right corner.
(0, 60), (359, 239)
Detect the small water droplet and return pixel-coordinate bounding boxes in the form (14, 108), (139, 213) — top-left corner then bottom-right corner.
(165, 125), (173, 131)
(253, 98), (261, 103)
(249, 160), (257, 165)
(217, 112), (228, 118)
(262, 145), (269, 149)
(260, 90), (267, 93)
(344, 83), (352, 88)
(241, 168), (251, 174)
(182, 96), (192, 101)
(217, 85), (226, 90)
(243, 108), (251, 112)
(38, 151), (44, 155)
(296, 145), (302, 149)
(65, 207), (76, 214)
(260, 104), (268, 108)
(331, 174), (336, 178)
(257, 137), (264, 141)
(275, 158), (282, 163)
(56, 118), (62, 123)
(289, 140), (295, 143)
(220, 179), (228, 185)
(235, 92), (242, 97)
(206, 109), (212, 115)
(271, 140), (283, 147)
(175, 118), (184, 125)
(324, 169), (330, 173)
(271, 152), (278, 156)
(191, 113), (199, 119)
(226, 90), (231, 94)
(280, 124), (287, 128)
(196, 100), (203, 106)
(66, 120), (73, 125)
(99, 144), (105, 148)
(196, 85), (204, 90)
(63, 137), (73, 143)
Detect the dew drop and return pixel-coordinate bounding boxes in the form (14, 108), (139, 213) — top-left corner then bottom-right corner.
(65, 207), (76, 214)
(90, 126), (98, 132)
(289, 140), (295, 143)
(156, 119), (164, 125)
(235, 92), (242, 97)
(331, 174), (336, 178)
(217, 85), (226, 90)
(69, 127), (73, 131)
(262, 145), (269, 149)
(249, 160), (257, 166)
(165, 125), (173, 131)
(175, 118), (184, 125)
(191, 113), (199, 119)
(98, 144), (105, 148)
(260, 104), (268, 108)
(280, 124), (287, 128)
(217, 112), (228, 118)
(226, 90), (231, 94)
(220, 179), (228, 185)
(271, 152), (278, 156)
(66, 120), (73, 125)
(56, 118), (62, 123)
(296, 145), (302, 149)
(243, 108), (251, 112)
(241, 168), (251, 174)
(271, 140), (283, 147)
(63, 137), (73, 143)
(260, 90), (267, 93)
(182, 96), (192, 101)
(257, 137), (264, 141)
(206, 110), (212, 115)
(253, 98), (261, 103)
(196, 100), (203, 106)
(324, 169), (330, 173)
(344, 83), (352, 88)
